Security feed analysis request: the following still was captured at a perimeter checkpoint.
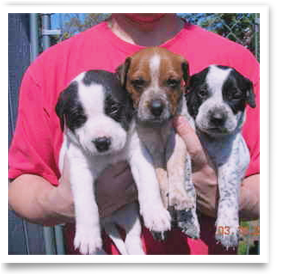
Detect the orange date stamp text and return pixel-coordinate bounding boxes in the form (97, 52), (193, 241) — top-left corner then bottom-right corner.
(216, 225), (260, 236)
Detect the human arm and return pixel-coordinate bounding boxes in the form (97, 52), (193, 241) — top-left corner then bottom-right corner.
(8, 154), (75, 226)
(9, 175), (74, 226)
(173, 115), (260, 220)
(8, 158), (138, 226)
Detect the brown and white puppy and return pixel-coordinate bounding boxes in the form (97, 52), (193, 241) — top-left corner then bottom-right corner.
(117, 47), (200, 239)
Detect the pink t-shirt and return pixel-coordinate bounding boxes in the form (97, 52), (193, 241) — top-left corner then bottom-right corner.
(9, 21), (260, 255)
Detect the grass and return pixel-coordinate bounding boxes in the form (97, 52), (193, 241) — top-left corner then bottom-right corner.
(237, 220), (260, 255)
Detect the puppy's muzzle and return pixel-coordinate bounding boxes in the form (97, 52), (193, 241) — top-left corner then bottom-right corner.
(93, 137), (111, 152)
(209, 110), (227, 127)
(150, 99), (164, 117)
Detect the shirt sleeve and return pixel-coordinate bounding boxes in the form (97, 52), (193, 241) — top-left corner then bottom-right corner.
(8, 68), (60, 186)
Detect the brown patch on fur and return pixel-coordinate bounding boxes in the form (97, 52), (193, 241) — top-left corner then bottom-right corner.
(168, 88), (183, 115)
(127, 86), (142, 108)
(120, 47), (189, 113)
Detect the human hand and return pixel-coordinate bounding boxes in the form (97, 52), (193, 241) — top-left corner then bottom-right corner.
(8, 155), (137, 227)
(173, 115), (219, 218)
(96, 161), (138, 217)
(58, 158), (138, 220)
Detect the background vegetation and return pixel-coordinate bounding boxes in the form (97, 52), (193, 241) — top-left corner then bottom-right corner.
(48, 13), (259, 61)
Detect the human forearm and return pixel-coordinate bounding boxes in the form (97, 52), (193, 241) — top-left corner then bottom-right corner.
(239, 174), (260, 220)
(194, 170), (260, 220)
(8, 174), (74, 226)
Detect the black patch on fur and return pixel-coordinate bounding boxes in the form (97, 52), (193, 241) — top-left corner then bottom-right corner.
(222, 68), (256, 114)
(83, 70), (134, 131)
(55, 81), (87, 132)
(115, 57), (131, 88)
(181, 61), (190, 86)
(186, 67), (210, 118)
(104, 92), (133, 131)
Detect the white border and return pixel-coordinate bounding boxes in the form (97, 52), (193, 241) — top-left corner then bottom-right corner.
(3, 5), (269, 264)
(5, 4), (266, 14)
(267, 0), (298, 272)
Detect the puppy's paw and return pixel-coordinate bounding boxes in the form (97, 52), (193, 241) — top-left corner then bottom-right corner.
(151, 231), (168, 241)
(169, 195), (194, 211)
(177, 208), (200, 240)
(74, 225), (102, 255)
(215, 223), (239, 249)
(125, 242), (145, 255)
(141, 204), (171, 233)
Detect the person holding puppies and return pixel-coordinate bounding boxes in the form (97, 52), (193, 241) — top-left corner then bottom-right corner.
(9, 13), (259, 254)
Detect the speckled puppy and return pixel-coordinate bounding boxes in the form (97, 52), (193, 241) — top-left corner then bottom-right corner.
(186, 65), (256, 248)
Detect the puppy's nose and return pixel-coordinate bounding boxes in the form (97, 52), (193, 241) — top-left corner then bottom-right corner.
(150, 99), (164, 117)
(210, 112), (226, 126)
(93, 137), (111, 152)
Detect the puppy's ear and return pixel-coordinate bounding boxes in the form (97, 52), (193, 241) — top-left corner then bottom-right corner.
(55, 82), (77, 131)
(233, 68), (256, 109)
(181, 60), (190, 88)
(188, 67), (210, 92)
(55, 91), (67, 131)
(245, 78), (256, 108)
(116, 57), (131, 88)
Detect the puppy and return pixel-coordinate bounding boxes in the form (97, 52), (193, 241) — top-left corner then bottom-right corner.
(117, 47), (200, 239)
(56, 70), (171, 254)
(186, 65), (256, 248)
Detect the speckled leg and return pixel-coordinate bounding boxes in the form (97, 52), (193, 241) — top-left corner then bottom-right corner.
(215, 163), (240, 249)
(166, 133), (200, 239)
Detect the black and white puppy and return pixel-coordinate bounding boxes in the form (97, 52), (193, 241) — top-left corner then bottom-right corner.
(56, 70), (171, 255)
(186, 65), (256, 248)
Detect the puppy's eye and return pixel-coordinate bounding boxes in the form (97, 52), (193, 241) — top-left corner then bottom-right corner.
(197, 88), (208, 98)
(131, 78), (145, 90)
(167, 78), (180, 88)
(110, 105), (120, 113)
(230, 89), (243, 99)
(106, 104), (122, 122)
(70, 108), (85, 122)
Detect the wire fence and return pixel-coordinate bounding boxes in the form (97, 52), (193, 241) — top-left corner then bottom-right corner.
(179, 13), (260, 61)
(50, 13), (260, 61)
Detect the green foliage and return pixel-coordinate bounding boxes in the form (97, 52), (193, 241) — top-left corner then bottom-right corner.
(237, 220), (260, 255)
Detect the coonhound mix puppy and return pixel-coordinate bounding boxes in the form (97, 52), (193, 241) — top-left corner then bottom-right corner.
(186, 65), (256, 248)
(117, 47), (200, 240)
(56, 70), (171, 254)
